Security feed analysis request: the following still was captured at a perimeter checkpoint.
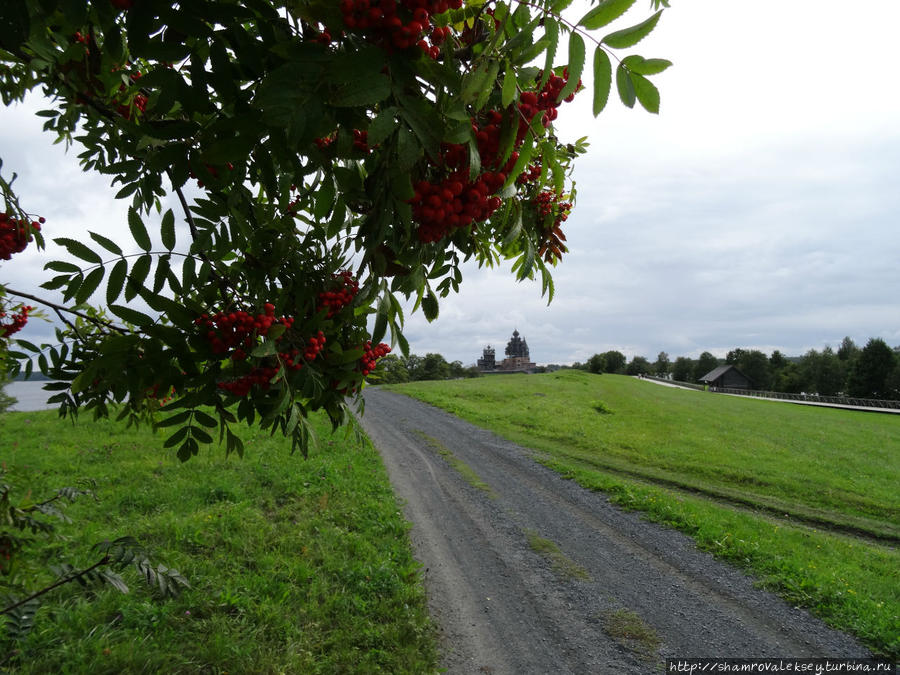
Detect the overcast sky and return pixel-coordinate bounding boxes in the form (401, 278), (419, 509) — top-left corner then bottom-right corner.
(2, 1), (899, 366)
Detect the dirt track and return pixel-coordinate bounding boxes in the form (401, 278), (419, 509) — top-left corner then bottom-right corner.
(357, 388), (870, 674)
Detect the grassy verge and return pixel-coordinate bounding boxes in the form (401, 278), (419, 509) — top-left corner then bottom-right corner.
(386, 372), (900, 659)
(0, 408), (439, 674)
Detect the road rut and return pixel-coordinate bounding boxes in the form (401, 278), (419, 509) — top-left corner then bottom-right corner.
(357, 388), (870, 674)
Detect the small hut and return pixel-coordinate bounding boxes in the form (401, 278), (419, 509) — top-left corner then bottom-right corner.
(699, 365), (753, 390)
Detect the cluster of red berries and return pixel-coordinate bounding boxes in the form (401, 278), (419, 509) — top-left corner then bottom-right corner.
(0, 213), (41, 260)
(517, 70), (580, 135)
(339, 0), (461, 57)
(313, 129), (370, 155)
(408, 68), (581, 244)
(195, 303), (293, 357)
(360, 340), (391, 376)
(0, 305), (33, 339)
(146, 383), (176, 405)
(411, 174), (504, 243)
(317, 270), (359, 317)
(409, 109), (524, 242)
(189, 163), (234, 188)
(301, 331), (327, 361)
(534, 191), (572, 262)
(217, 331), (325, 397)
(0, 537), (13, 573)
(218, 365), (281, 397)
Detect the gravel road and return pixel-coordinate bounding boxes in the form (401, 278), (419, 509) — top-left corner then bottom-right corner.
(357, 388), (871, 674)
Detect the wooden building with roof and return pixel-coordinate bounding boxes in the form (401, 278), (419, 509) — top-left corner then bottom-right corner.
(699, 365), (753, 390)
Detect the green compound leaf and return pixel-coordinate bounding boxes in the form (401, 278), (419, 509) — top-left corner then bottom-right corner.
(622, 55), (673, 75)
(89, 231), (123, 256)
(616, 61), (636, 108)
(558, 32), (585, 103)
(631, 72), (660, 113)
(128, 207), (152, 252)
(578, 0), (637, 30)
(55, 237), (102, 264)
(592, 47), (612, 116)
(106, 259), (127, 305)
(75, 266), (104, 304)
(602, 10), (662, 49)
(160, 209), (176, 251)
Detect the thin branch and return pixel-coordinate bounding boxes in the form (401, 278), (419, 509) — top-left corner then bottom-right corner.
(4, 288), (128, 334)
(0, 556), (109, 616)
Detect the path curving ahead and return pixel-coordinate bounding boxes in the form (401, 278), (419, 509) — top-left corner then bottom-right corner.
(357, 388), (870, 674)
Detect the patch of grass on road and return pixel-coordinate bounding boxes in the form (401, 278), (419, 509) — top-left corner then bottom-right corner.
(0, 409), (439, 674)
(524, 529), (590, 581)
(601, 608), (661, 660)
(412, 429), (497, 498)
(387, 372), (900, 659)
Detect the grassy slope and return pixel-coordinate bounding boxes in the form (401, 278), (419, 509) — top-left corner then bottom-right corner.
(388, 371), (900, 659)
(1, 410), (438, 674)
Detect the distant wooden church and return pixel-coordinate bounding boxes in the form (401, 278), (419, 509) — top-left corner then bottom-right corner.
(478, 329), (537, 373)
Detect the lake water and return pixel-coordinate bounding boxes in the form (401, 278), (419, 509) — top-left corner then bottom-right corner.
(3, 380), (58, 412)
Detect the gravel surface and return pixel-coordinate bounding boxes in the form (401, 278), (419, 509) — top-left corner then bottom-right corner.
(357, 388), (871, 674)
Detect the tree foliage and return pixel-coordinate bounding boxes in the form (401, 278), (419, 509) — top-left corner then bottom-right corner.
(0, 0), (671, 458)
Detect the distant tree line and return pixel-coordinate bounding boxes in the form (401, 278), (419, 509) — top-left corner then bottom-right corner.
(374, 353), (482, 384)
(576, 337), (900, 400)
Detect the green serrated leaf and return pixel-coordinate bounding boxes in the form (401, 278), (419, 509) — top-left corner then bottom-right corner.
(421, 291), (439, 322)
(44, 260), (81, 274)
(558, 33), (585, 102)
(602, 10), (662, 49)
(89, 231), (123, 256)
(578, 0), (637, 30)
(251, 340), (278, 358)
(128, 207), (152, 251)
(55, 237), (102, 264)
(110, 304), (154, 327)
(160, 209), (175, 251)
(622, 55), (673, 75)
(631, 72), (660, 113)
(158, 411), (192, 428)
(163, 425), (190, 448)
(106, 259), (127, 305)
(616, 62), (636, 108)
(75, 267), (104, 304)
(593, 47), (613, 115)
(367, 107), (399, 147)
(125, 254), (152, 301)
(501, 61), (517, 108)
(540, 18), (559, 90)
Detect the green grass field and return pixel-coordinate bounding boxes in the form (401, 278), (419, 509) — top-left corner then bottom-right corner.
(0, 409), (438, 674)
(387, 371), (900, 659)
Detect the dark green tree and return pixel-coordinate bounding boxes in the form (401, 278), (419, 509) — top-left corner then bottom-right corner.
(626, 356), (651, 376)
(653, 351), (670, 377)
(736, 350), (771, 390)
(602, 350), (626, 374)
(671, 356), (694, 382)
(769, 350), (787, 371)
(838, 336), (860, 362)
(846, 338), (897, 398)
(418, 353), (451, 381)
(373, 354), (409, 384)
(725, 348), (746, 365)
(693, 351), (719, 382)
(587, 353), (605, 374)
(774, 362), (807, 393)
